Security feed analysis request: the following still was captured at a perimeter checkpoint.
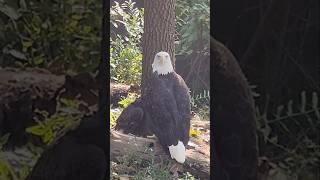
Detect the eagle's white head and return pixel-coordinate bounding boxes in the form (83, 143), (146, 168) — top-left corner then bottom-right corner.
(152, 51), (174, 75)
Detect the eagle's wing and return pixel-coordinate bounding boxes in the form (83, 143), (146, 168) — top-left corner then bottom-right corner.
(143, 73), (181, 147)
(212, 37), (258, 180)
(171, 72), (191, 145)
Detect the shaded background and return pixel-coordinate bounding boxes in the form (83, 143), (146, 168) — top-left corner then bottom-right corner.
(213, 0), (319, 179)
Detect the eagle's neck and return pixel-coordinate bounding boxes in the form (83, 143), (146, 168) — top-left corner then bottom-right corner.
(152, 62), (174, 75)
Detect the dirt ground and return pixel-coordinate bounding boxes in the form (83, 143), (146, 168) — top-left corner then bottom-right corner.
(110, 114), (211, 180)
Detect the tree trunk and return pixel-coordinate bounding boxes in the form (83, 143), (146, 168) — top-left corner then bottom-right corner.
(141, 0), (176, 90)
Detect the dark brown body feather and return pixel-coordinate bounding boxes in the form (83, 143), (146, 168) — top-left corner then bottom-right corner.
(142, 72), (191, 148)
(212, 37), (258, 180)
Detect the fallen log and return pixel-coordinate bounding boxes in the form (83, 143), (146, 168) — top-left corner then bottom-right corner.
(0, 68), (100, 148)
(0, 67), (65, 148)
(110, 130), (210, 179)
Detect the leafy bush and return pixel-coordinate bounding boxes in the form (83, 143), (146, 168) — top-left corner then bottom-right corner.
(175, 0), (210, 55)
(190, 90), (210, 121)
(110, 0), (143, 85)
(110, 108), (121, 129)
(0, 142), (42, 180)
(0, 0), (101, 73)
(0, 134), (13, 179)
(191, 90), (210, 109)
(0, 157), (15, 180)
(1, 138), (41, 180)
(110, 93), (137, 129)
(117, 93), (136, 108)
(111, 151), (197, 180)
(256, 91), (320, 178)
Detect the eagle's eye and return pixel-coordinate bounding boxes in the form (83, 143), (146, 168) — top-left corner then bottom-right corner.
(156, 55), (160, 58)
(165, 55), (169, 58)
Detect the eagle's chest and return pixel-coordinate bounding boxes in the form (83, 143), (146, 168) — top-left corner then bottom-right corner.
(157, 75), (175, 91)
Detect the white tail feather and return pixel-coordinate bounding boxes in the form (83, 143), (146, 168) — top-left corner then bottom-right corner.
(168, 141), (185, 163)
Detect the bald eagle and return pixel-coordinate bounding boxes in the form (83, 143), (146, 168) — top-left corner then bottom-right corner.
(212, 37), (258, 180)
(142, 51), (191, 163)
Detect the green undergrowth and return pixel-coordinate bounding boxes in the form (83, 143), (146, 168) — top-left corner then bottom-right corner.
(191, 90), (210, 121)
(110, 92), (205, 179)
(256, 91), (320, 179)
(110, 152), (198, 180)
(26, 98), (84, 146)
(110, 93), (137, 129)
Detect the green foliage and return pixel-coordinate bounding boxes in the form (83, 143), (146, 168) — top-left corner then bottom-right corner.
(0, 157), (16, 180)
(0, 134), (14, 179)
(256, 91), (320, 178)
(110, 0), (143, 45)
(190, 90), (210, 121)
(110, 93), (136, 129)
(179, 172), (197, 180)
(110, 42), (142, 84)
(112, 152), (198, 180)
(0, 0), (101, 73)
(110, 108), (121, 129)
(0, 134), (9, 150)
(118, 93), (136, 108)
(175, 0), (210, 55)
(26, 98), (83, 145)
(110, 0), (143, 85)
(0, 142), (42, 180)
(0, 98), (83, 179)
(191, 90), (210, 109)
(134, 166), (172, 180)
(109, 0), (210, 86)
(112, 152), (171, 180)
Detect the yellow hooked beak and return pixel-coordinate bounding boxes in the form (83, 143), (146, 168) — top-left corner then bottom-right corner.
(159, 56), (164, 65)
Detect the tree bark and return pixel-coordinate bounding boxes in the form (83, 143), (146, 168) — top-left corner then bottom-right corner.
(141, 0), (176, 90)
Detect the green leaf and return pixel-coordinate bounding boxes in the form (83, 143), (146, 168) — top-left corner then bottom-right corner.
(22, 40), (33, 52)
(43, 131), (53, 143)
(8, 49), (27, 60)
(0, 4), (21, 20)
(19, 0), (27, 10)
(33, 55), (44, 65)
(71, 14), (82, 20)
(83, 26), (92, 33)
(26, 126), (45, 136)
(0, 133), (10, 148)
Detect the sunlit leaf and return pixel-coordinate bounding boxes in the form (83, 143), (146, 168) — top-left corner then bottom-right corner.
(189, 128), (201, 137)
